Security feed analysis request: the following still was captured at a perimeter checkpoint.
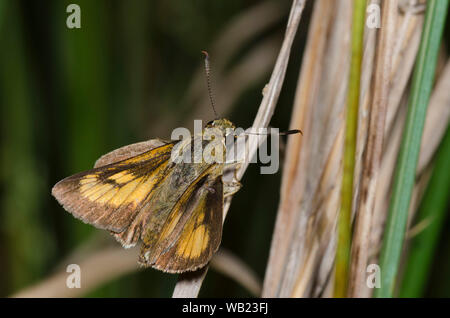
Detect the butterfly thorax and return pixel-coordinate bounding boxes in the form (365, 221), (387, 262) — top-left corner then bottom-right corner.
(205, 118), (235, 131)
(172, 118), (235, 166)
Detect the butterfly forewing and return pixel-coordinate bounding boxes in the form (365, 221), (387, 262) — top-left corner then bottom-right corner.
(51, 141), (175, 233)
(94, 139), (168, 168)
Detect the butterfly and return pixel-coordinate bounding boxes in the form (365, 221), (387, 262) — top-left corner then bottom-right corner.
(52, 117), (242, 273)
(52, 52), (301, 273)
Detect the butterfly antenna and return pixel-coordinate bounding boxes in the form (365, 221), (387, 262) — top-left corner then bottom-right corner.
(202, 50), (218, 119)
(244, 129), (303, 136)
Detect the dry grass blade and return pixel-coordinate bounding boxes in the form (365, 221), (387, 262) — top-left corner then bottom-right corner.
(172, 0), (306, 298)
(12, 247), (139, 298)
(262, 0), (341, 297)
(262, 0), (429, 298)
(385, 4), (424, 132)
(369, 12), (449, 278)
(260, 0), (445, 299)
(369, 14), (425, 273)
(210, 249), (262, 297)
(348, 0), (398, 298)
(417, 60), (450, 172)
(375, 0), (449, 296)
(264, 0), (372, 298)
(12, 244), (262, 298)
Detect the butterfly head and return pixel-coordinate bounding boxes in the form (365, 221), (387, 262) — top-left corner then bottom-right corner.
(205, 118), (235, 133)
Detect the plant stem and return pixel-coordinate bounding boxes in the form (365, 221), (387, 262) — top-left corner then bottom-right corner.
(334, 0), (366, 298)
(374, 0), (449, 298)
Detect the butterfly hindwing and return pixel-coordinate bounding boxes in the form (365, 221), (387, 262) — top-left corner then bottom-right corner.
(51, 141), (175, 233)
(139, 167), (223, 273)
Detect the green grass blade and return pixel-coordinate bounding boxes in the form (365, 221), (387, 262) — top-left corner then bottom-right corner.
(334, 0), (367, 298)
(399, 124), (450, 297)
(374, 0), (449, 298)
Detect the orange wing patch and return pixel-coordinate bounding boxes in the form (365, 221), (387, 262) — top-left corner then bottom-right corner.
(139, 170), (223, 273)
(176, 224), (210, 259)
(52, 142), (175, 234)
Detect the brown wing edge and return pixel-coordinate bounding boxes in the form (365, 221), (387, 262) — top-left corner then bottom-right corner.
(94, 139), (168, 168)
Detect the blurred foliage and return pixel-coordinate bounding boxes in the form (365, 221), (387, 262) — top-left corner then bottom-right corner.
(0, 0), (448, 297)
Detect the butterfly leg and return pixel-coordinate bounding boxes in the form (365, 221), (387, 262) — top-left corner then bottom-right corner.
(222, 162), (242, 197)
(222, 162), (242, 198)
(224, 180), (241, 198)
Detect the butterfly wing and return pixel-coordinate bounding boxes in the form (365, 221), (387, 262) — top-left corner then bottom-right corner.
(53, 136), (226, 272)
(52, 141), (175, 234)
(94, 139), (167, 168)
(139, 167), (223, 273)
